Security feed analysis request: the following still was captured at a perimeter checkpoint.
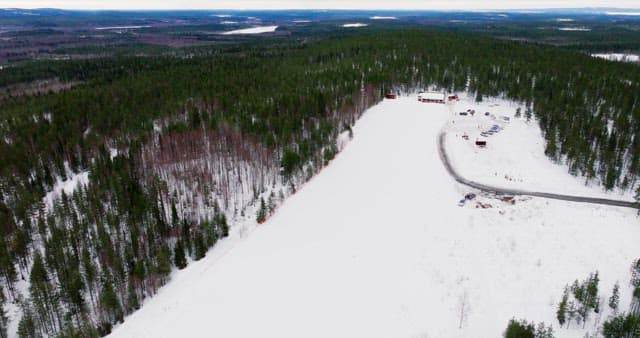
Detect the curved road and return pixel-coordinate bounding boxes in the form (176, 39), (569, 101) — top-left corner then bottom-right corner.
(437, 130), (639, 210)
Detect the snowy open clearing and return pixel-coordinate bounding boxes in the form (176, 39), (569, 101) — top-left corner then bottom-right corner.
(108, 95), (640, 338)
(342, 23), (368, 28)
(95, 25), (151, 30)
(557, 27), (591, 31)
(221, 25), (278, 35)
(42, 169), (89, 211)
(445, 95), (634, 201)
(591, 53), (640, 63)
(605, 11), (640, 16)
(370, 16), (397, 20)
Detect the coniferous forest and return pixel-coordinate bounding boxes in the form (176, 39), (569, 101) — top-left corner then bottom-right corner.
(1, 25), (640, 337)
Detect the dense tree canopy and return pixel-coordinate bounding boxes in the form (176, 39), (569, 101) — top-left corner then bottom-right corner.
(0, 29), (639, 337)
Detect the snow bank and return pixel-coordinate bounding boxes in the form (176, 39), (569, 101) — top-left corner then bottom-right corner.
(342, 23), (368, 28)
(109, 96), (640, 338)
(221, 25), (278, 35)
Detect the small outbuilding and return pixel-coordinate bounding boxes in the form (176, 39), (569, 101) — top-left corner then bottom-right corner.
(418, 91), (446, 104)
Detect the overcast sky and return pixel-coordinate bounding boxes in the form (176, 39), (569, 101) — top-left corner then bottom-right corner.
(2, 0), (640, 10)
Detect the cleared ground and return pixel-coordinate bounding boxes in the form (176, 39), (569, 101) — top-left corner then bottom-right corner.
(109, 96), (640, 338)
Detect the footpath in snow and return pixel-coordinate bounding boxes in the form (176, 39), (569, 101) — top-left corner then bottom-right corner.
(108, 95), (640, 338)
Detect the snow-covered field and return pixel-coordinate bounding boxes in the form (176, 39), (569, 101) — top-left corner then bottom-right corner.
(221, 25), (278, 35)
(95, 25), (151, 30)
(605, 11), (640, 16)
(108, 95), (640, 338)
(591, 53), (640, 63)
(445, 95), (634, 201)
(370, 16), (397, 20)
(558, 27), (591, 31)
(342, 23), (368, 28)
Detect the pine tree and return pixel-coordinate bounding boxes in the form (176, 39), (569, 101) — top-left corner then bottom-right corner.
(99, 277), (122, 324)
(557, 287), (568, 327)
(503, 319), (535, 338)
(17, 307), (37, 338)
(256, 198), (267, 224)
(609, 282), (620, 314)
(29, 251), (59, 335)
(0, 286), (7, 338)
(194, 232), (206, 261)
(173, 241), (187, 270)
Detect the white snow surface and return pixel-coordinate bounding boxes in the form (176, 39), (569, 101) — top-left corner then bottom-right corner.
(605, 11), (640, 16)
(591, 53), (640, 63)
(95, 25), (151, 30)
(446, 96), (635, 200)
(221, 25), (278, 35)
(558, 27), (591, 31)
(370, 16), (397, 20)
(109, 96), (640, 338)
(342, 23), (368, 27)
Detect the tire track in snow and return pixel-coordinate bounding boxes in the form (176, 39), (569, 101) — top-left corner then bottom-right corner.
(437, 130), (640, 209)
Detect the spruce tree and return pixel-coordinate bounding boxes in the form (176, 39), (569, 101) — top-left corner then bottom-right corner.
(0, 286), (7, 338)
(557, 287), (568, 327)
(609, 282), (620, 314)
(17, 307), (37, 338)
(173, 241), (187, 270)
(257, 198), (267, 224)
(99, 277), (122, 324)
(503, 319), (535, 338)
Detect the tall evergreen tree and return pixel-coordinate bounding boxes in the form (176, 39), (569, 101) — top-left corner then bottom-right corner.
(557, 287), (568, 328)
(0, 286), (7, 338)
(257, 198), (267, 224)
(173, 241), (187, 270)
(609, 282), (620, 314)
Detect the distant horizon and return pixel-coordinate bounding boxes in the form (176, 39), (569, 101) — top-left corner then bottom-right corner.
(3, 7), (640, 11)
(2, 0), (640, 12)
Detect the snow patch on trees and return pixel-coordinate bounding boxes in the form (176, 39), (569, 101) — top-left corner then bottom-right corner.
(42, 169), (89, 212)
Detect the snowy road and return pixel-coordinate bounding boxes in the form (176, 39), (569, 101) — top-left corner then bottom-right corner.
(438, 130), (640, 209)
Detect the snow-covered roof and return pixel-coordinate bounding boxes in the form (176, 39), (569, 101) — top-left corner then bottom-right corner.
(419, 91), (445, 100)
